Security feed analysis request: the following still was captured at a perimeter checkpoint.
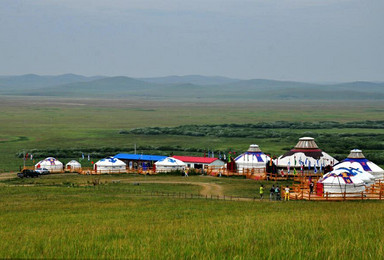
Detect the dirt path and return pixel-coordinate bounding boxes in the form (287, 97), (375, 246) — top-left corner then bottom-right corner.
(0, 173), (228, 198)
(121, 180), (224, 197)
(0, 172), (16, 180)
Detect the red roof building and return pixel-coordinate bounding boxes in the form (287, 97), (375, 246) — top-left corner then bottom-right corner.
(172, 156), (225, 169)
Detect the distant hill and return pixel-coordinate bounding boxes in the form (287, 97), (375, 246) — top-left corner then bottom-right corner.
(139, 75), (239, 85)
(1, 74), (383, 101)
(0, 74), (105, 91)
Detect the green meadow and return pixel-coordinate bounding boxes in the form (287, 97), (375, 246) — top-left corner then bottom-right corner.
(1, 97), (384, 172)
(1, 174), (384, 259)
(1, 97), (384, 258)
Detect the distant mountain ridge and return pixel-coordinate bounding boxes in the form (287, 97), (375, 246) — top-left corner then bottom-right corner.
(0, 74), (383, 101)
(139, 75), (239, 85)
(0, 74), (106, 90)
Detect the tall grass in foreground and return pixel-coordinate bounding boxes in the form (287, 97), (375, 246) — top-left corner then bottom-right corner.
(0, 185), (384, 259)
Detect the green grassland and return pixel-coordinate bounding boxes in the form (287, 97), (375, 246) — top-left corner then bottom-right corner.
(1, 174), (384, 259)
(1, 97), (384, 171)
(1, 97), (384, 258)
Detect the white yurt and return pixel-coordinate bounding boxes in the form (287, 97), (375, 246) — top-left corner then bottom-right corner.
(235, 144), (270, 173)
(319, 168), (366, 197)
(277, 137), (338, 171)
(35, 157), (63, 173)
(155, 157), (186, 173)
(94, 157), (126, 174)
(333, 149), (384, 180)
(65, 160), (82, 172)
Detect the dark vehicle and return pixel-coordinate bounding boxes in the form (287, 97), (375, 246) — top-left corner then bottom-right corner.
(17, 169), (39, 178)
(35, 168), (50, 175)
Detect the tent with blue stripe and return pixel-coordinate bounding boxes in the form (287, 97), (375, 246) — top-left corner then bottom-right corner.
(235, 144), (270, 172)
(319, 167), (366, 197)
(154, 157), (186, 173)
(94, 157), (126, 174)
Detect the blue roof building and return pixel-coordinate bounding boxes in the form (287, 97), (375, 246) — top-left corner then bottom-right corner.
(114, 153), (167, 161)
(114, 153), (167, 170)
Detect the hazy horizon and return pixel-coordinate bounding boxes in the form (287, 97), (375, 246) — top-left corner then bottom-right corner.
(1, 0), (383, 82)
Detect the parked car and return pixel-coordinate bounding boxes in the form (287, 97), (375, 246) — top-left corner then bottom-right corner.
(35, 168), (50, 175)
(17, 169), (39, 178)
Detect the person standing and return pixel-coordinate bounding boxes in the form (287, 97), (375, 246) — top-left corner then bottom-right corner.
(309, 181), (314, 194)
(270, 185), (275, 201)
(260, 185), (264, 200)
(284, 186), (290, 201)
(275, 186), (281, 201)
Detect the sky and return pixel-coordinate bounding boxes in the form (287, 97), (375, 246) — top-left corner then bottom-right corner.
(0, 0), (383, 82)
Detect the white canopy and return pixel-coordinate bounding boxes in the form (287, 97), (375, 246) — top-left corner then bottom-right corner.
(320, 168), (366, 197)
(155, 157), (186, 173)
(94, 157), (126, 174)
(35, 157), (63, 173)
(334, 149), (384, 180)
(235, 144), (270, 172)
(277, 137), (338, 168)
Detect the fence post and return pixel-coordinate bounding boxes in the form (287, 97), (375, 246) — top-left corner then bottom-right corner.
(309, 191), (311, 201)
(361, 192), (364, 200)
(326, 192), (329, 201)
(343, 192), (346, 201)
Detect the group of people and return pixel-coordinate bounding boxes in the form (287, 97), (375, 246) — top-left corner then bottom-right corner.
(259, 184), (290, 201)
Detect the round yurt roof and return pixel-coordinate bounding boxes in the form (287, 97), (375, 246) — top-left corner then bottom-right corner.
(95, 157), (126, 167)
(277, 137), (338, 167)
(334, 149), (384, 179)
(247, 144), (262, 152)
(66, 160), (81, 166)
(283, 137), (323, 158)
(155, 157), (186, 167)
(294, 137), (319, 149)
(347, 149), (365, 159)
(35, 157), (63, 167)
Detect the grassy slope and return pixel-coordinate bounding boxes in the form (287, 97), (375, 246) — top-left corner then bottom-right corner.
(0, 175), (383, 259)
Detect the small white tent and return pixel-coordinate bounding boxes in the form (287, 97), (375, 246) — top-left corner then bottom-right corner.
(35, 157), (64, 173)
(319, 168), (366, 197)
(155, 157), (186, 173)
(334, 149), (384, 180)
(65, 160), (82, 172)
(235, 144), (270, 173)
(94, 157), (126, 174)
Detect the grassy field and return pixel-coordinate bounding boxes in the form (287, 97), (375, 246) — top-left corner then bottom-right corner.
(1, 97), (384, 172)
(1, 97), (384, 258)
(1, 174), (384, 259)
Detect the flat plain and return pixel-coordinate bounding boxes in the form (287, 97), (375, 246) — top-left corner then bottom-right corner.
(1, 96), (384, 171)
